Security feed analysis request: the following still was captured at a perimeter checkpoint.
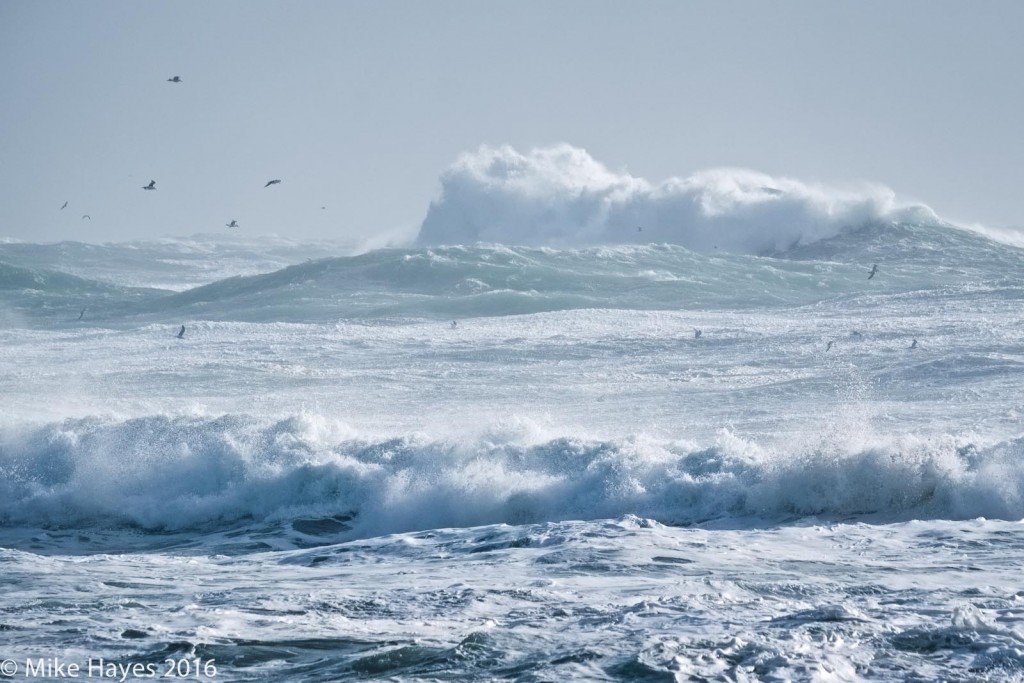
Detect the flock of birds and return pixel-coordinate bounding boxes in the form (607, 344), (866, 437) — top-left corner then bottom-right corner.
(61, 86), (910, 349)
(820, 263), (916, 351)
(64, 175), (281, 231)
(57, 76), (293, 232)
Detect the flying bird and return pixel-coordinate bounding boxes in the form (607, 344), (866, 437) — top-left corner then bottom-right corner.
(226, 220), (238, 228)
(81, 215), (91, 220)
(176, 325), (186, 339)
(694, 328), (702, 339)
(167, 76), (182, 83)
(868, 264), (879, 279)
(910, 339), (918, 349)
(61, 201), (68, 210)
(826, 340), (835, 352)
(78, 308), (85, 320)
(264, 179), (281, 187)
(143, 180), (156, 190)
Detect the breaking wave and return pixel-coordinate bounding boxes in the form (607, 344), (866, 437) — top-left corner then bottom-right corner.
(2, 414), (1021, 539)
(416, 144), (941, 252)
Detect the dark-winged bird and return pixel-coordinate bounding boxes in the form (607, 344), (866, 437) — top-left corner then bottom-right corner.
(226, 220), (238, 228)
(167, 76), (182, 83)
(81, 215), (90, 220)
(143, 180), (156, 191)
(868, 264), (879, 279)
(176, 325), (185, 339)
(264, 179), (281, 187)
(61, 201), (68, 210)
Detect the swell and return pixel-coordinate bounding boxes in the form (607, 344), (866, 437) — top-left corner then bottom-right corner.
(6, 221), (1021, 327)
(1, 414), (1021, 539)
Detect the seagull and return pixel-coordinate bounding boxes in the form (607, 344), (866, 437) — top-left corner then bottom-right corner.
(694, 328), (702, 339)
(61, 201), (68, 210)
(226, 220), (238, 228)
(451, 320), (458, 329)
(81, 215), (90, 220)
(868, 264), (879, 279)
(176, 325), (185, 339)
(910, 339), (918, 349)
(264, 179), (281, 187)
(143, 180), (156, 191)
(167, 76), (182, 83)
(826, 340), (835, 352)
(78, 308), (85, 320)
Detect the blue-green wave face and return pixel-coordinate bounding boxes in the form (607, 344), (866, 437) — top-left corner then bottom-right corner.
(2, 220), (1022, 326)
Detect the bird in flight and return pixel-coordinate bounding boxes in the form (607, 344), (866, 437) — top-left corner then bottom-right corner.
(81, 215), (91, 220)
(143, 180), (156, 191)
(868, 264), (879, 279)
(78, 308), (85, 320)
(176, 325), (186, 339)
(226, 220), (238, 228)
(693, 328), (702, 339)
(167, 76), (182, 83)
(264, 179), (281, 187)
(910, 339), (918, 349)
(61, 201), (68, 210)
(826, 340), (835, 352)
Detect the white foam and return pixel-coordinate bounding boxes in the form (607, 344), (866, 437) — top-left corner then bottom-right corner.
(416, 144), (939, 252)
(2, 414), (1021, 536)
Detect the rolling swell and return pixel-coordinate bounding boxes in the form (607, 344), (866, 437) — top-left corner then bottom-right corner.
(82, 223), (1024, 324)
(1, 414), (1021, 539)
(3, 221), (1023, 326)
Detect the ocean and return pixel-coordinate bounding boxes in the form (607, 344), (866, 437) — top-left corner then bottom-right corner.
(2, 219), (1024, 681)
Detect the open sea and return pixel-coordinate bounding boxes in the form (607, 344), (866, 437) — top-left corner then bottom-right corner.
(2, 221), (1024, 681)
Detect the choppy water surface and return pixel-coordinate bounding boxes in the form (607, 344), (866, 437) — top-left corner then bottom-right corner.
(2, 222), (1024, 680)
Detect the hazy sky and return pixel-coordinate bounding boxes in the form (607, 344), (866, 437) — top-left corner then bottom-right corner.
(1, 0), (1022, 244)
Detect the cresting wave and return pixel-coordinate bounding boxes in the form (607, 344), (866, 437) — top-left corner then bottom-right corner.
(417, 144), (941, 252)
(1, 414), (1021, 537)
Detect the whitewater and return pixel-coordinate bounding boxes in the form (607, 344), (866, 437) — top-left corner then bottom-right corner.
(3, 148), (1024, 681)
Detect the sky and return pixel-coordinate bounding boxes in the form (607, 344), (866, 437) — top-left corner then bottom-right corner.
(1, 0), (1022, 245)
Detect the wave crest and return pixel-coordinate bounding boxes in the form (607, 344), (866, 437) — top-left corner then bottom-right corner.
(416, 144), (939, 252)
(2, 414), (1021, 537)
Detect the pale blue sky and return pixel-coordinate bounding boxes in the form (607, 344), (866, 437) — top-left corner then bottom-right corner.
(1, 0), (1021, 243)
